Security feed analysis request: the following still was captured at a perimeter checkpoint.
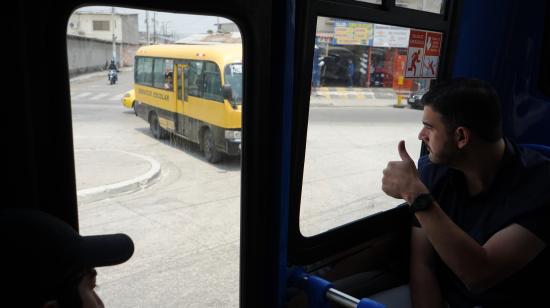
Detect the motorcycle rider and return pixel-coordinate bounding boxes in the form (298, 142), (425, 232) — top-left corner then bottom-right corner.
(107, 59), (119, 84)
(108, 59), (118, 71)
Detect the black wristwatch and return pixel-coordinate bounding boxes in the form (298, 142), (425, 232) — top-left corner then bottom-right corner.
(409, 193), (434, 213)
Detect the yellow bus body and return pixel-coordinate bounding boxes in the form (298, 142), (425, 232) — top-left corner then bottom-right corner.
(133, 44), (242, 161)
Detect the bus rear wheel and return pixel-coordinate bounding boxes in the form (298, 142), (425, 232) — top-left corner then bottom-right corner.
(202, 129), (222, 163)
(149, 113), (167, 139)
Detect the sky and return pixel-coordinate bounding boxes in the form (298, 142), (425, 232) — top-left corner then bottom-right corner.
(75, 6), (233, 39)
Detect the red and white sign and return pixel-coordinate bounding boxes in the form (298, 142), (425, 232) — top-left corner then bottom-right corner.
(405, 30), (426, 78)
(422, 31), (443, 78)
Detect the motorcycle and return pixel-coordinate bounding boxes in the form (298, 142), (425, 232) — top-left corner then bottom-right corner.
(108, 69), (118, 85)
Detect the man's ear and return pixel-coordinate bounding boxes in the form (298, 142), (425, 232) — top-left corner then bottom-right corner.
(42, 300), (59, 308)
(455, 126), (470, 149)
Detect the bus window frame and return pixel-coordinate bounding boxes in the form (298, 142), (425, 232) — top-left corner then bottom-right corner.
(177, 65), (184, 100)
(288, 0), (460, 264)
(541, 3), (550, 96)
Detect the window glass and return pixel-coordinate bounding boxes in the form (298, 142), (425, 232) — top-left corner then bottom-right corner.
(68, 7), (242, 307)
(203, 61), (218, 73)
(92, 20), (110, 31)
(396, 0), (445, 14)
(164, 59), (174, 90)
(224, 63), (243, 104)
(202, 62), (222, 101)
(187, 60), (204, 97)
(136, 57), (153, 86)
(302, 16), (441, 236)
(153, 58), (166, 88)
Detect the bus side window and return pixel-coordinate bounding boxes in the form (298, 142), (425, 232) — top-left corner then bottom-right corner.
(136, 57), (153, 87)
(164, 60), (174, 90)
(202, 62), (222, 102)
(203, 73), (222, 102)
(187, 61), (203, 97)
(153, 58), (166, 89)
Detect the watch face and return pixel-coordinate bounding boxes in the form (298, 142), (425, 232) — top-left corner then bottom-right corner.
(411, 194), (433, 213)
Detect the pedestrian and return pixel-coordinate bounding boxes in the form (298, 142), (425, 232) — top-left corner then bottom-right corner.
(347, 59), (354, 88)
(312, 43), (322, 89)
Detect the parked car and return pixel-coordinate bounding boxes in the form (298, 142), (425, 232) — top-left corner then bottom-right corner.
(407, 89), (427, 109)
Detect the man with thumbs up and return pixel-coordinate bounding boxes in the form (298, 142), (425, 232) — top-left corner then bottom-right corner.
(382, 79), (549, 308)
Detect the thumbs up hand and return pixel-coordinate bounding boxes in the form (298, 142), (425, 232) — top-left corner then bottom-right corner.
(398, 139), (414, 163)
(382, 141), (429, 204)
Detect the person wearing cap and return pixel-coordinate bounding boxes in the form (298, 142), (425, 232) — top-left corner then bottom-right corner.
(1, 208), (134, 307)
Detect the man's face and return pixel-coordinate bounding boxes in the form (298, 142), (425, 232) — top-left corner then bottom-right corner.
(418, 105), (458, 164)
(78, 268), (104, 308)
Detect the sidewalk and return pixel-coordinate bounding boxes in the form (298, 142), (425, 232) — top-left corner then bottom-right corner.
(70, 67), (133, 83)
(75, 149), (161, 204)
(310, 87), (411, 108)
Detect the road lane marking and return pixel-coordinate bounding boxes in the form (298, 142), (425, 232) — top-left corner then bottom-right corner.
(71, 92), (92, 99)
(90, 93), (109, 100)
(109, 93), (126, 101)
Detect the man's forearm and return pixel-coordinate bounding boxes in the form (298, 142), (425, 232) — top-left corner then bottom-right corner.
(414, 201), (490, 291)
(410, 263), (445, 308)
(410, 227), (445, 308)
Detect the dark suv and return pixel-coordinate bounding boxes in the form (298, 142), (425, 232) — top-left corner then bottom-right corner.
(407, 89), (427, 109)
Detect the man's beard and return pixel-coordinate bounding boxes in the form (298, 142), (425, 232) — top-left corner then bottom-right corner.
(427, 140), (459, 165)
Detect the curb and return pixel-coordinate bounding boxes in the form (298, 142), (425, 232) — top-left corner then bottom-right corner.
(77, 150), (161, 204)
(309, 102), (395, 108)
(311, 87), (412, 100)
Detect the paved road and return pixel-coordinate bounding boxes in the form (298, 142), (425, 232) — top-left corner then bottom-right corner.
(70, 70), (423, 307)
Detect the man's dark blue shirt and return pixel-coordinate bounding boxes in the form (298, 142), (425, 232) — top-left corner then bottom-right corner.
(416, 139), (550, 308)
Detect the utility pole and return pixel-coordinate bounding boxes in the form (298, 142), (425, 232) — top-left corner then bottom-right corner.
(153, 12), (156, 44)
(111, 7), (116, 64)
(145, 11), (150, 44)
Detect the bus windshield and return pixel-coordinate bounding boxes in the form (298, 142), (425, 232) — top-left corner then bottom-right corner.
(224, 63), (243, 104)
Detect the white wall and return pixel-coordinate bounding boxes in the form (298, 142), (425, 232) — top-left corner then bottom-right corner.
(67, 35), (139, 76)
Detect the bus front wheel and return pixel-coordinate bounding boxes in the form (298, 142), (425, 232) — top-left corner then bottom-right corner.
(202, 129), (222, 163)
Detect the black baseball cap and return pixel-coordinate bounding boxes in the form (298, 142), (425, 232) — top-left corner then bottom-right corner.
(1, 208), (134, 305)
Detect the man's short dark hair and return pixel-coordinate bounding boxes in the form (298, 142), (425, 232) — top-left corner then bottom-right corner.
(421, 78), (503, 142)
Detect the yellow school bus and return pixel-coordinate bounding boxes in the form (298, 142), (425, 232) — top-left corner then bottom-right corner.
(133, 44), (242, 163)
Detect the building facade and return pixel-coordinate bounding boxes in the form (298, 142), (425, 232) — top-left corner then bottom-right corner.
(67, 12), (140, 73)
(67, 12), (139, 44)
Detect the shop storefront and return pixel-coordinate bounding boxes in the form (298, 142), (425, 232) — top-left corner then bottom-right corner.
(314, 17), (432, 92)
